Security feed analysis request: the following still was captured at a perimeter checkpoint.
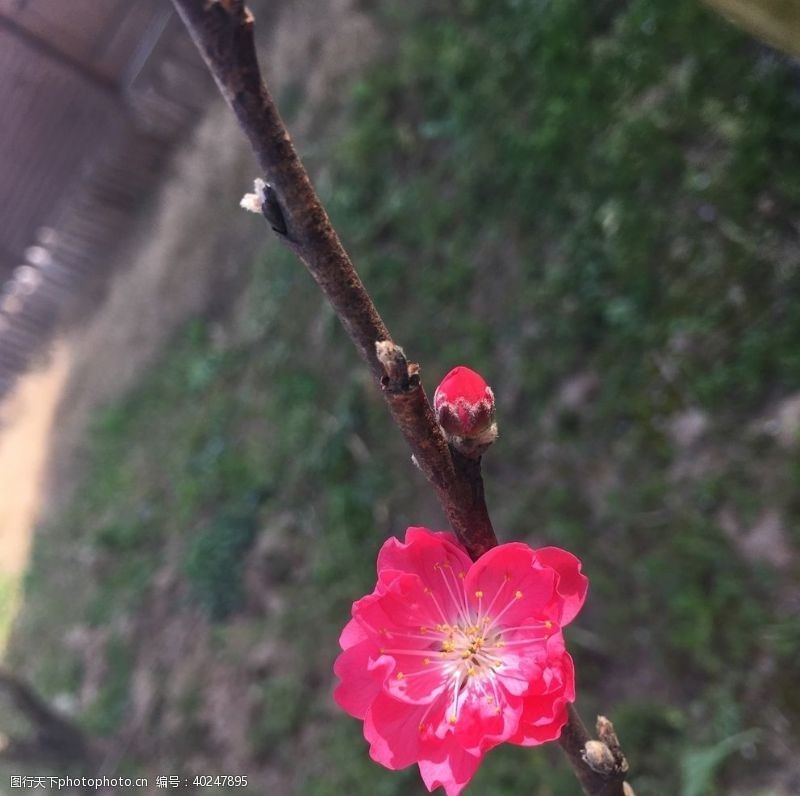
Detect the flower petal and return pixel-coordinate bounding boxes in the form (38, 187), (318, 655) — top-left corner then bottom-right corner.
(364, 692), (429, 770)
(510, 651), (575, 746)
(374, 572), (445, 631)
(333, 641), (391, 719)
(339, 617), (368, 650)
(453, 685), (524, 754)
(510, 697), (570, 746)
(465, 543), (557, 629)
(533, 547), (588, 625)
(354, 573), (440, 637)
(417, 735), (483, 796)
(494, 641), (549, 697)
(378, 528), (473, 595)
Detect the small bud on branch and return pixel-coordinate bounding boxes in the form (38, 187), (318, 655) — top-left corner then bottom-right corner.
(240, 177), (287, 235)
(434, 366), (498, 458)
(583, 741), (617, 775)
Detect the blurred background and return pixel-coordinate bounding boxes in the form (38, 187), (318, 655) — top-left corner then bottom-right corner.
(1, 1), (799, 794)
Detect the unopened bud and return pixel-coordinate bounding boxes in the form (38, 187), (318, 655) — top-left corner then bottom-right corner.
(433, 366), (498, 457)
(240, 178), (267, 214)
(582, 740), (616, 775)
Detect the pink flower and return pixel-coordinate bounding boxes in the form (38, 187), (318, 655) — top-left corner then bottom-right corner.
(333, 527), (587, 795)
(433, 366), (496, 442)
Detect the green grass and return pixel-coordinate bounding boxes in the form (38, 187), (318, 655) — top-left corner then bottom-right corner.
(7, 1), (800, 794)
(184, 494), (265, 621)
(81, 633), (136, 736)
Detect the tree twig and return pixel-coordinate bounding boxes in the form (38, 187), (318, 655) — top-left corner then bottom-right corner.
(171, 0), (497, 560)
(170, 1), (632, 794)
(0, 667), (96, 766)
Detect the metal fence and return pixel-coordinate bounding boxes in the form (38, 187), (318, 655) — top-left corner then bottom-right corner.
(0, 0), (215, 399)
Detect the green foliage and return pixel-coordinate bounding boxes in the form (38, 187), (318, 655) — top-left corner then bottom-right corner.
(81, 634), (135, 736)
(340, 0), (800, 418)
(250, 675), (307, 751)
(185, 498), (263, 621)
(681, 730), (761, 796)
(299, 718), (423, 796)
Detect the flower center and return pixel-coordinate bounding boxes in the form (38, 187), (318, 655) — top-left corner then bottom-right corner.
(432, 620), (506, 724)
(413, 561), (553, 726)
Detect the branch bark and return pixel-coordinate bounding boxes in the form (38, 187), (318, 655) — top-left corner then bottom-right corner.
(170, 2), (632, 794)
(0, 667), (95, 766)
(172, 0), (497, 560)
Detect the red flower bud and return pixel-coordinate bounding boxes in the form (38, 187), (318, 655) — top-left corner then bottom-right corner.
(433, 366), (498, 455)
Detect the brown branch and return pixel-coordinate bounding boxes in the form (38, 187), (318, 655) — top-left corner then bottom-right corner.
(171, 0), (496, 560)
(0, 667), (95, 766)
(559, 706), (630, 796)
(170, 1), (633, 794)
